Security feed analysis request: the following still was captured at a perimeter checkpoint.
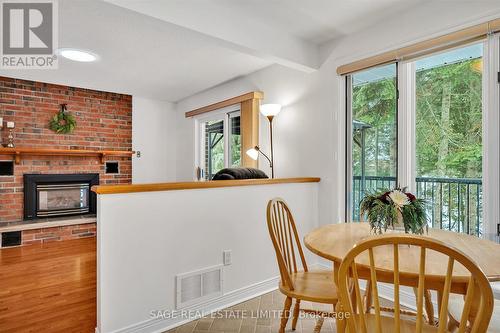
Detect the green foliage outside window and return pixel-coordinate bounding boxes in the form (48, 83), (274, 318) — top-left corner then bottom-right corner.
(231, 134), (241, 167)
(205, 116), (241, 179)
(415, 58), (482, 178)
(352, 74), (397, 178)
(352, 58), (482, 179)
(352, 54), (483, 234)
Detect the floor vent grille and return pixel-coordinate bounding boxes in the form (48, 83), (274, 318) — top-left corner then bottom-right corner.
(176, 265), (223, 309)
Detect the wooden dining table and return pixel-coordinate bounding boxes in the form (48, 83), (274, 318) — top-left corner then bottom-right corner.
(304, 222), (500, 323)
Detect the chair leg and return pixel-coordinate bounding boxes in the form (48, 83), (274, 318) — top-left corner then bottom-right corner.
(280, 297), (292, 333)
(313, 316), (324, 333)
(363, 280), (372, 313)
(291, 299), (300, 330)
(424, 289), (435, 325)
(412, 287), (435, 325)
(447, 314), (460, 332)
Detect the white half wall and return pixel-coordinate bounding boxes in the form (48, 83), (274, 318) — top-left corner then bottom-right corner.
(132, 97), (177, 183)
(96, 182), (319, 333)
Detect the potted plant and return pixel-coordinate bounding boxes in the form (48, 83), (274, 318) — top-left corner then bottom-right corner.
(360, 187), (427, 234)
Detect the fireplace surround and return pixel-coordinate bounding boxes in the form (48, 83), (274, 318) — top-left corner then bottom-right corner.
(0, 77), (131, 246)
(24, 174), (99, 220)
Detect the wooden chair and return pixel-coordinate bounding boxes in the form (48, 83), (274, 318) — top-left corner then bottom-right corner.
(359, 220), (435, 325)
(447, 292), (500, 332)
(337, 234), (494, 333)
(266, 198), (338, 333)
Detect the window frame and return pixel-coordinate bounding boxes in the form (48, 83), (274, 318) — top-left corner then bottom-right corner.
(483, 33), (500, 237)
(345, 63), (399, 222)
(195, 104), (241, 180)
(227, 110), (242, 167)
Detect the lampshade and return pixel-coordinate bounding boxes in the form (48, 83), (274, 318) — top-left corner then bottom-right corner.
(260, 104), (282, 117)
(246, 148), (259, 161)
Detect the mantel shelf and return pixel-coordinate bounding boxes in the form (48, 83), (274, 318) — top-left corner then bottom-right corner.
(0, 147), (135, 164)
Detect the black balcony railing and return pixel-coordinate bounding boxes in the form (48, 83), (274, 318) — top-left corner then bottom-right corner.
(352, 176), (396, 223)
(352, 176), (482, 236)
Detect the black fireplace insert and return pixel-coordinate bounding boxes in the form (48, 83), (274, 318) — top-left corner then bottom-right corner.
(24, 174), (99, 220)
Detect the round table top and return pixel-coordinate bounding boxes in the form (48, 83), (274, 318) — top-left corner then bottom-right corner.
(304, 223), (500, 282)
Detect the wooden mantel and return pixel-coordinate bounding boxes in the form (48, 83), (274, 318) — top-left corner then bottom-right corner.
(0, 147), (135, 164)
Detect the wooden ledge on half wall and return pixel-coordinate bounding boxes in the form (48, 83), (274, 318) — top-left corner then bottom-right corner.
(91, 177), (321, 194)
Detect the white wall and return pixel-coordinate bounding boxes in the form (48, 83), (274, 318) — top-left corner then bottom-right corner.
(97, 182), (319, 333)
(133, 97), (177, 183)
(174, 4), (500, 226)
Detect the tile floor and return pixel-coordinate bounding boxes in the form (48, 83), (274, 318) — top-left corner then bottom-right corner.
(165, 290), (337, 333)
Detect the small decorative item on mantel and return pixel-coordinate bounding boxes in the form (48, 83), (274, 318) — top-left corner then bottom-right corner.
(49, 104), (76, 134)
(6, 121), (15, 148)
(360, 187), (427, 235)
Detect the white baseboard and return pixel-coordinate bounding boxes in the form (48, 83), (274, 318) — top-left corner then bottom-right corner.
(101, 276), (280, 333)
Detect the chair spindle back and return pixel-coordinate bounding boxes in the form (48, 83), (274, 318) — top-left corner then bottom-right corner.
(266, 198), (308, 290)
(338, 235), (494, 333)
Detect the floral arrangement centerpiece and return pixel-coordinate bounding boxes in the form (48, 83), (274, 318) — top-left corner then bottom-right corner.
(360, 187), (427, 234)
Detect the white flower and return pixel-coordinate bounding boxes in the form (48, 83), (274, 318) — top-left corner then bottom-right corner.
(388, 190), (410, 208)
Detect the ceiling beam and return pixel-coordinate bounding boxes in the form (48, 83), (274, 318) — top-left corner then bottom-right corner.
(105, 0), (319, 72)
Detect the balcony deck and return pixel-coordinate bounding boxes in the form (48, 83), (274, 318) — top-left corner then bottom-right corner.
(352, 175), (483, 236)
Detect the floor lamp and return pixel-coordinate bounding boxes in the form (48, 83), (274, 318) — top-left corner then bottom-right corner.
(246, 104), (282, 178)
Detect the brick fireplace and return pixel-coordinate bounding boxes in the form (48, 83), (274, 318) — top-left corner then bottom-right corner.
(0, 76), (132, 246)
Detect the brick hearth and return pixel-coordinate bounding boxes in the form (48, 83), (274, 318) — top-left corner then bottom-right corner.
(0, 76), (132, 245)
(22, 223), (97, 245)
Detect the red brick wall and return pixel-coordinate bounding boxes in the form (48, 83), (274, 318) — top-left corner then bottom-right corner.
(22, 223), (97, 246)
(0, 76), (132, 223)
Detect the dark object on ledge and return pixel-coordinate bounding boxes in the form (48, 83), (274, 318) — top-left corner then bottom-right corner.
(212, 168), (269, 180)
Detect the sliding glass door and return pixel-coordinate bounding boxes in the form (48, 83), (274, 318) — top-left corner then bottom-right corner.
(347, 64), (398, 221)
(346, 41), (494, 236)
(414, 43), (483, 235)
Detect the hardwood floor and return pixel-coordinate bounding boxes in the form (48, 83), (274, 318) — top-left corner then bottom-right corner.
(0, 237), (96, 333)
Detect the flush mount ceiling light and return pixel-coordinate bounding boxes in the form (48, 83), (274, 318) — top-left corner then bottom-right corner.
(58, 49), (98, 62)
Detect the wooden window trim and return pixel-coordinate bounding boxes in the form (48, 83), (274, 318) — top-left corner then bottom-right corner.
(185, 91), (263, 118)
(337, 18), (500, 75)
(187, 91), (263, 168)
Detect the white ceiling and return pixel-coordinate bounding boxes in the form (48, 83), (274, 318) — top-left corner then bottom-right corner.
(0, 0), (271, 101)
(181, 0), (430, 44)
(1, 0), (499, 102)
(105, 0), (432, 72)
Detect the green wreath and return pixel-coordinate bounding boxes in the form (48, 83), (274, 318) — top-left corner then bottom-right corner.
(49, 105), (76, 134)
